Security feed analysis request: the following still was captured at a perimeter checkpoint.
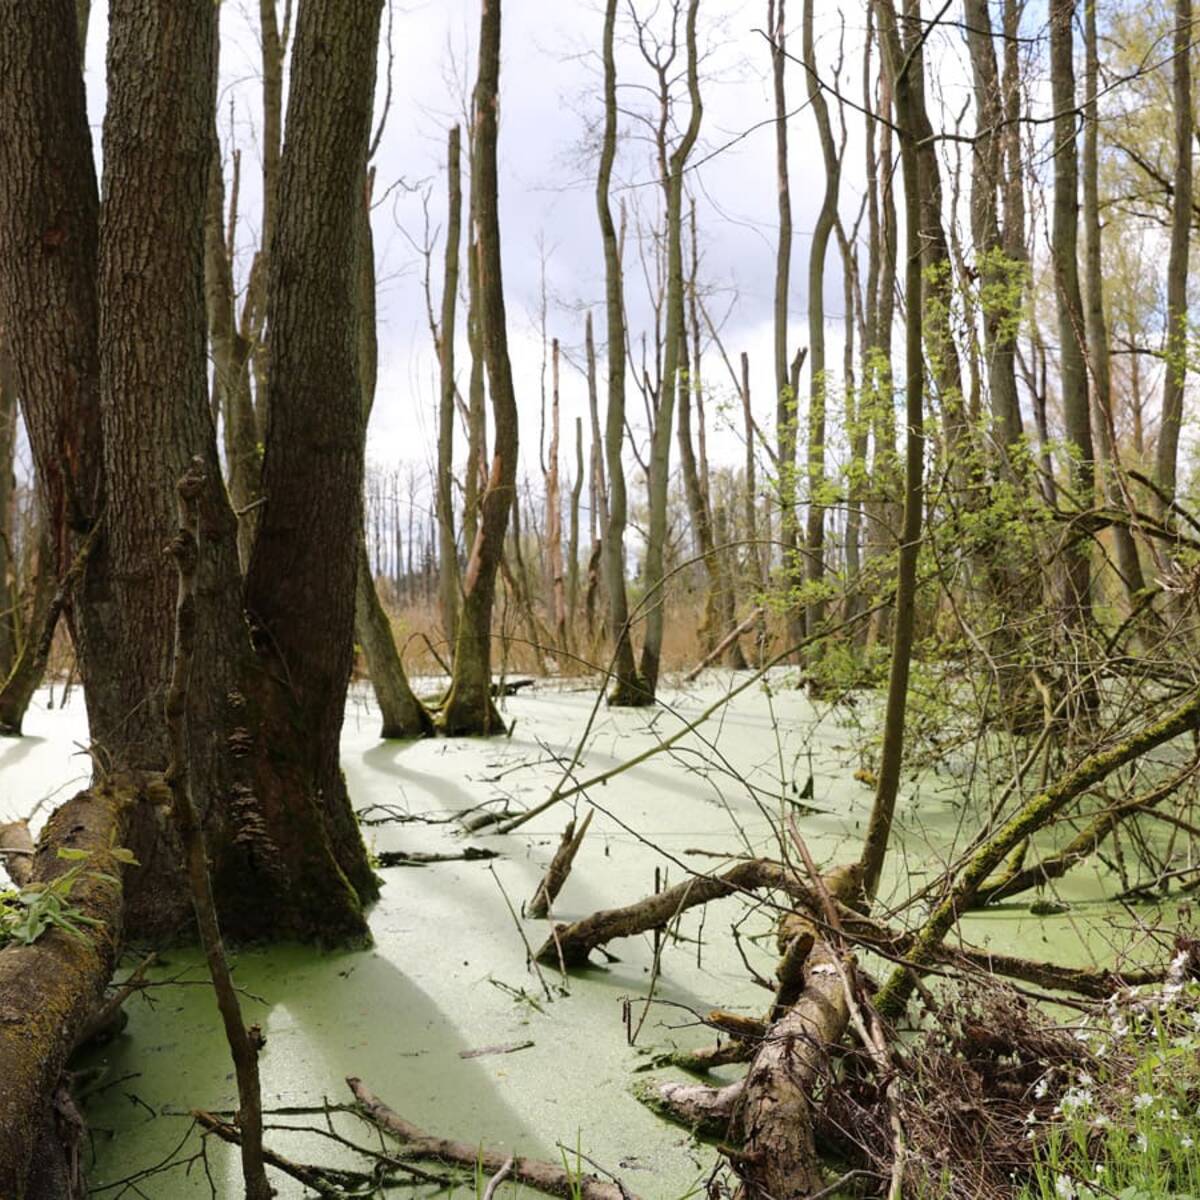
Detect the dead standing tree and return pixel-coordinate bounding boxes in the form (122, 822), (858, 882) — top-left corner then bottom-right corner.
(635, 0), (702, 698)
(597, 0), (651, 706)
(439, 0), (520, 735)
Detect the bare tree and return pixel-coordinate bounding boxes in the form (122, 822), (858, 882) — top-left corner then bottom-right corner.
(440, 0), (519, 735)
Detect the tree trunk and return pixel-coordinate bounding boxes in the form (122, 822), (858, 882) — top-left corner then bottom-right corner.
(0, 352), (17, 683)
(859, 0), (927, 903)
(1050, 0), (1095, 634)
(547, 339), (567, 654)
(800, 0), (839, 670)
(439, 0), (519, 736)
(355, 537), (434, 739)
(638, 0), (702, 696)
(1081, 0), (1147, 607)
(1156, 0), (1193, 511)
(352, 163), (432, 740)
(769, 0), (804, 658)
(598, 0), (650, 705)
(0, 527), (57, 736)
(567, 415), (584, 653)
(436, 125), (462, 644)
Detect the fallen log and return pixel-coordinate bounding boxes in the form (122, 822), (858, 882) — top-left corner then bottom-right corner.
(634, 1077), (743, 1137)
(528, 809), (593, 918)
(684, 608), (763, 682)
(0, 818), (34, 886)
(732, 939), (850, 1199)
(347, 1077), (637, 1199)
(376, 847), (499, 867)
(0, 779), (135, 1200)
(535, 858), (818, 966)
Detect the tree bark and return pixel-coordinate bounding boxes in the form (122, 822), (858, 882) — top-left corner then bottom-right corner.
(439, 0), (519, 735)
(859, 0), (926, 903)
(800, 0), (839, 668)
(769, 0), (805, 657)
(638, 0), (702, 696)
(436, 125), (463, 644)
(1081, 0), (1147, 607)
(598, 0), (650, 706)
(1156, 0), (1193, 511)
(1050, 0), (1095, 633)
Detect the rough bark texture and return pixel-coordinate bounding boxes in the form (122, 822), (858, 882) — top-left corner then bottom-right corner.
(241, 0), (385, 927)
(439, 0), (518, 736)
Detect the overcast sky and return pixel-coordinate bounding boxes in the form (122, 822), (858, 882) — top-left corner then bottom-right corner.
(78, 2), (980, 484)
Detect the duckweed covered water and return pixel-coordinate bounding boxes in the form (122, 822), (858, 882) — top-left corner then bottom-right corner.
(0, 673), (1173, 1196)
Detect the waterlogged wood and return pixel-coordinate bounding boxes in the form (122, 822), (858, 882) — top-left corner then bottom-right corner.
(0, 783), (132, 1198)
(733, 941), (850, 1199)
(348, 1078), (637, 1199)
(528, 809), (593, 918)
(0, 820), (34, 887)
(535, 859), (818, 966)
(636, 1077), (743, 1136)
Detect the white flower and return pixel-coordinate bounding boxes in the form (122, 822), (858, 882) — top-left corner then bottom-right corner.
(1133, 1093), (1154, 1110)
(1034, 1076), (1050, 1099)
(1136, 1132), (1149, 1152)
(1182, 1134), (1195, 1150)
(1055, 1173), (1076, 1199)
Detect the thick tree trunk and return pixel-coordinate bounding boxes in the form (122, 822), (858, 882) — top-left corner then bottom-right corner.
(0, 783), (136, 1199)
(439, 0), (519, 736)
(241, 0), (385, 930)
